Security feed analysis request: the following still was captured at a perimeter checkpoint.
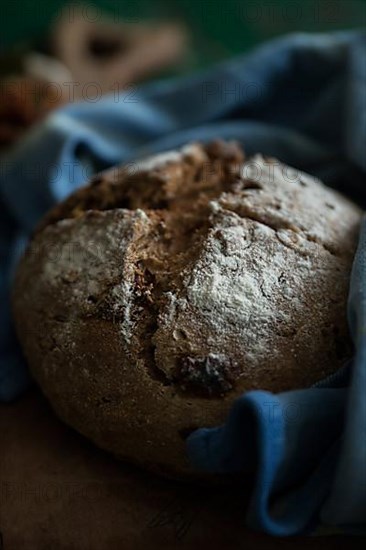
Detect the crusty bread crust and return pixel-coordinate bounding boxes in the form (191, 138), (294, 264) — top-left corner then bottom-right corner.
(12, 140), (362, 477)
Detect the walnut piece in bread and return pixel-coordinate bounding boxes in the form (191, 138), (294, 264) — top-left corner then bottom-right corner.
(12, 140), (362, 477)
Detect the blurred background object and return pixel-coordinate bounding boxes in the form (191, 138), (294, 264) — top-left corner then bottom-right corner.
(0, 2), (189, 147)
(1, 0), (366, 64)
(0, 0), (365, 148)
(0, 55), (70, 148)
(50, 5), (188, 96)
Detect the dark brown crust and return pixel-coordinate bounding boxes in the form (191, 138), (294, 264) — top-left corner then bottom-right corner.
(35, 139), (245, 233)
(12, 140), (362, 478)
(174, 355), (239, 397)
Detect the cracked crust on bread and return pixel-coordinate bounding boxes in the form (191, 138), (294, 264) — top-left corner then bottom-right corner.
(12, 140), (362, 477)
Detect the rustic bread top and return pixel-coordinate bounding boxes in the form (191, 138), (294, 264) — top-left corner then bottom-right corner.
(12, 140), (362, 475)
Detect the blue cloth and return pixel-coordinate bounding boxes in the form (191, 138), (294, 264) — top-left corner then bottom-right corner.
(1, 31), (365, 535)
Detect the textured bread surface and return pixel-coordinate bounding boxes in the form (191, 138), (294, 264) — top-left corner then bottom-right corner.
(12, 140), (362, 477)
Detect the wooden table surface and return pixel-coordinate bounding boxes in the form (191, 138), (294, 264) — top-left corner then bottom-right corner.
(0, 389), (364, 550)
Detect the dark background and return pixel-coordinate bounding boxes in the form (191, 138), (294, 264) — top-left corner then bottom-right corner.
(2, 0), (366, 67)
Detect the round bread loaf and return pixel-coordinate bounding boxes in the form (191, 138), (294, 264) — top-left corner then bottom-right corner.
(12, 140), (362, 477)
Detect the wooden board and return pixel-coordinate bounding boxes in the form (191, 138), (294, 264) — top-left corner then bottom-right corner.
(0, 389), (364, 549)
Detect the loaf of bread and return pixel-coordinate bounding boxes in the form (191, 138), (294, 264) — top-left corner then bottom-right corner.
(12, 140), (362, 477)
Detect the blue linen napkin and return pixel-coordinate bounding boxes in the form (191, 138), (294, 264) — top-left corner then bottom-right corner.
(1, 30), (365, 535)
